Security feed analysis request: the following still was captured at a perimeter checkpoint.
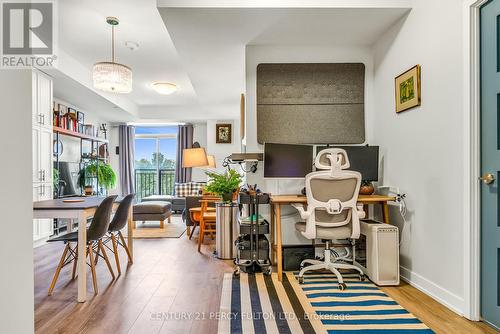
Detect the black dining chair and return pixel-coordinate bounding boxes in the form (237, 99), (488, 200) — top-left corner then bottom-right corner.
(47, 195), (117, 295)
(102, 193), (135, 275)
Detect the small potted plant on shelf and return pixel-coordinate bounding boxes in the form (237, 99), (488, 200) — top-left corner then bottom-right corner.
(205, 169), (242, 202)
(78, 161), (117, 195)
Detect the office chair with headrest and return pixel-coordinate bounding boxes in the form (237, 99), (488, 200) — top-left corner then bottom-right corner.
(292, 148), (366, 290)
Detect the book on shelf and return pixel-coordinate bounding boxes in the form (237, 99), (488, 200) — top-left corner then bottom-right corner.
(54, 102), (101, 138)
(53, 102), (87, 134)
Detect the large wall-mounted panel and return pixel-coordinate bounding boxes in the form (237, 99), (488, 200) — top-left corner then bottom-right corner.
(257, 63), (365, 144)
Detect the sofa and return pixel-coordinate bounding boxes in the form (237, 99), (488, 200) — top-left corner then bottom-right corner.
(141, 181), (206, 213)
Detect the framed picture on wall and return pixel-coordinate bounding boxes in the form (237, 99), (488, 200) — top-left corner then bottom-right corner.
(216, 123), (232, 144)
(76, 111), (85, 124)
(395, 65), (421, 113)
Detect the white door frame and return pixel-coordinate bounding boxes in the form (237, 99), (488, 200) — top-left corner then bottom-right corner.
(463, 0), (489, 321)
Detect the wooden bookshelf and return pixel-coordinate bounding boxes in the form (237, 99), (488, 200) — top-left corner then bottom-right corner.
(53, 126), (109, 143)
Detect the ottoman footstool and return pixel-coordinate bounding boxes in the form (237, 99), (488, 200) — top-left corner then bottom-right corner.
(141, 195), (186, 213)
(133, 201), (172, 228)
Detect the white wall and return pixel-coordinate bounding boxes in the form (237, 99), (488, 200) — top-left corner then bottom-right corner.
(206, 119), (241, 174)
(245, 44), (375, 244)
(244, 16), (468, 314)
(192, 122), (208, 181)
(372, 0), (464, 313)
(0, 70), (34, 334)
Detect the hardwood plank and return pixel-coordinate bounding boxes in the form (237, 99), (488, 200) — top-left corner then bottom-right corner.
(34, 216), (498, 334)
(381, 283), (498, 334)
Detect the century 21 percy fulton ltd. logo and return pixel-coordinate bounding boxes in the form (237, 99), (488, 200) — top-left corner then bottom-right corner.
(1, 2), (56, 68)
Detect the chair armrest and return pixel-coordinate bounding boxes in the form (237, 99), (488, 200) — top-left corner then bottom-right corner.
(291, 203), (310, 219)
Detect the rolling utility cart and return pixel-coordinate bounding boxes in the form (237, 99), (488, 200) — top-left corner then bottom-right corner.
(234, 192), (272, 276)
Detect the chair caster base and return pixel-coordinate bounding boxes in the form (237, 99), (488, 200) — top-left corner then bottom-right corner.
(359, 274), (366, 281)
(298, 276), (304, 284)
(338, 283), (347, 291)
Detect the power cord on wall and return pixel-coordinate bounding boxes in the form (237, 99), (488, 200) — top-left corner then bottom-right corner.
(378, 186), (408, 247)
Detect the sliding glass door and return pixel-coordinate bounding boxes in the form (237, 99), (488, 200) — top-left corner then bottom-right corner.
(134, 127), (177, 201)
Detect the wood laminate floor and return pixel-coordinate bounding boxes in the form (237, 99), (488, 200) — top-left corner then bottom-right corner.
(35, 227), (498, 334)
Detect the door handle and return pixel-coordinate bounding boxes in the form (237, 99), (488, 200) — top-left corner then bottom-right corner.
(479, 173), (495, 185)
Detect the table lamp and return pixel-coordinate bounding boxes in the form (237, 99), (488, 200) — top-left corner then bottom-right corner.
(182, 144), (209, 168)
(206, 155), (216, 168)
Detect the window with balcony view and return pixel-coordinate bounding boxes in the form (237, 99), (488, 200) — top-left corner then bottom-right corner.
(134, 126), (177, 202)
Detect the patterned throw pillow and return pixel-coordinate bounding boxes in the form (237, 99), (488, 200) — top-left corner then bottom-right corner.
(174, 182), (191, 197)
(190, 182), (207, 196)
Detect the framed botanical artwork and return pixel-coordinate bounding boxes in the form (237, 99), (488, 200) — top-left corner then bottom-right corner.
(395, 65), (421, 113)
(216, 123), (232, 144)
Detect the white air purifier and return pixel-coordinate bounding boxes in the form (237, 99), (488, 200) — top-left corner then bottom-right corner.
(355, 220), (400, 286)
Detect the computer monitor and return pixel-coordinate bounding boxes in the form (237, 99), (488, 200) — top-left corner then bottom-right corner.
(55, 161), (83, 197)
(316, 145), (379, 181)
(264, 143), (314, 178)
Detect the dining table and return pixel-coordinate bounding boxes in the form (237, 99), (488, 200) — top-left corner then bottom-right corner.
(33, 196), (134, 302)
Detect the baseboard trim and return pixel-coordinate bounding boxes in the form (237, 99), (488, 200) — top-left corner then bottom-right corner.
(33, 237), (49, 248)
(400, 265), (464, 315)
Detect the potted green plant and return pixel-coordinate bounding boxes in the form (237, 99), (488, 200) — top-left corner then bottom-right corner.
(79, 161), (117, 195)
(205, 169), (242, 202)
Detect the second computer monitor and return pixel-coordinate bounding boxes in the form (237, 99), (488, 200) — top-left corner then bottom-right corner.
(316, 145), (379, 181)
(264, 143), (314, 178)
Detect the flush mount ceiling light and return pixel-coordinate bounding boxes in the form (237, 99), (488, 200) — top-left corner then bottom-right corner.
(151, 82), (177, 95)
(93, 17), (132, 94)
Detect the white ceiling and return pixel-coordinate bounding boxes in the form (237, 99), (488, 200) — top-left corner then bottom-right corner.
(48, 70), (135, 122)
(158, 6), (410, 120)
(56, 0), (199, 122)
(54, 0), (411, 123)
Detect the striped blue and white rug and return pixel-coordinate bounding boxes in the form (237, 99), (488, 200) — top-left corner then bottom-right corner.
(218, 272), (434, 334)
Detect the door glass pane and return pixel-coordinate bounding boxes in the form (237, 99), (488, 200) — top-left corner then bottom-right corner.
(498, 248), (500, 306)
(497, 15), (500, 72)
(135, 138), (157, 201)
(159, 137), (177, 195)
(497, 94), (500, 149)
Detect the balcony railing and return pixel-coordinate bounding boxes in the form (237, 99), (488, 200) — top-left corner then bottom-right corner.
(134, 168), (175, 202)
